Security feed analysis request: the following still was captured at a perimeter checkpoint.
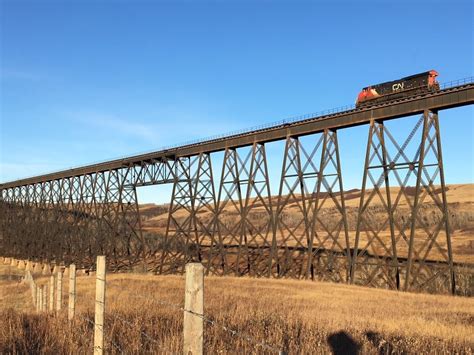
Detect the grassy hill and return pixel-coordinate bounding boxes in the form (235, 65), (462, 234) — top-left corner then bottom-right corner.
(1, 264), (473, 353)
(140, 183), (474, 264)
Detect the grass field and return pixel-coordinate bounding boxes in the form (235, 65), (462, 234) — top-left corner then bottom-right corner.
(1, 264), (473, 354)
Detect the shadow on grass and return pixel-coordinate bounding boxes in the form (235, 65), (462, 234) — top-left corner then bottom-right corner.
(327, 331), (360, 355)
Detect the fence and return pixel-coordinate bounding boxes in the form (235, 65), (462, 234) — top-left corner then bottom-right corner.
(2, 256), (285, 355)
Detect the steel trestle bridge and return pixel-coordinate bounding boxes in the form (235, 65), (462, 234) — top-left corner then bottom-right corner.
(1, 78), (473, 294)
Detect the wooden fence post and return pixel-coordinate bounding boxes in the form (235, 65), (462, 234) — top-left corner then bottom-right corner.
(49, 275), (55, 311)
(25, 271), (36, 305)
(40, 286), (43, 312)
(37, 286), (42, 312)
(56, 271), (63, 312)
(25, 270), (32, 283)
(94, 256), (106, 355)
(31, 279), (37, 305)
(18, 260), (26, 270)
(42, 285), (48, 311)
(183, 263), (204, 355)
(68, 264), (76, 321)
(35, 286), (39, 311)
(42, 263), (51, 276)
(33, 262), (41, 275)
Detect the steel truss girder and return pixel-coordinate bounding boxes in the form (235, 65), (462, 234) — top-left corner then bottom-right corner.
(0, 164), (157, 270)
(214, 144), (274, 277)
(350, 110), (455, 293)
(274, 130), (350, 281)
(0, 110), (459, 294)
(2, 83), (472, 190)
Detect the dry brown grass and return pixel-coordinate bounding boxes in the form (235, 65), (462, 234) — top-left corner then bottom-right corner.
(1, 265), (473, 354)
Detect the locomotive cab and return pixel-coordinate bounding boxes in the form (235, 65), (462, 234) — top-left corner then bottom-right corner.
(356, 87), (380, 106)
(356, 70), (440, 108)
(428, 70), (440, 89)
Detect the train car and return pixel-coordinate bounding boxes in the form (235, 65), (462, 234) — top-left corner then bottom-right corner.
(356, 70), (439, 108)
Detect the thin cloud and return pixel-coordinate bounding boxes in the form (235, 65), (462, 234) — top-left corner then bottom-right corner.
(0, 162), (63, 183)
(60, 107), (253, 153)
(67, 111), (158, 143)
(0, 69), (44, 81)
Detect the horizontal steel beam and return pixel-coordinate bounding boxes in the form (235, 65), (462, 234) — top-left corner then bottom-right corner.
(1, 84), (473, 190)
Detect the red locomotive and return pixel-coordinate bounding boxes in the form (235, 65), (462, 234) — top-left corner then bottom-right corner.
(356, 70), (440, 108)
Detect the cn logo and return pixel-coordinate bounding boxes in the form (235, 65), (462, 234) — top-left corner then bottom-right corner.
(392, 82), (405, 91)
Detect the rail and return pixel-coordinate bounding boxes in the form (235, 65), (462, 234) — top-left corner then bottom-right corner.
(1, 76), (473, 188)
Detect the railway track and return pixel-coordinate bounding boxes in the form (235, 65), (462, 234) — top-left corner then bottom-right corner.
(1, 78), (473, 189)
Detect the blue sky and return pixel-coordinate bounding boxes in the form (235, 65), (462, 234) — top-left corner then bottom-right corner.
(1, 0), (473, 203)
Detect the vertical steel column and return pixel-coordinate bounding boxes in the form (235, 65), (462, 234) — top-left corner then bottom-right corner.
(333, 131), (352, 282)
(309, 129), (351, 283)
(191, 153), (218, 274)
(161, 157), (196, 274)
(378, 123), (400, 290)
(274, 136), (313, 278)
(351, 119), (400, 289)
(215, 148), (247, 275)
(241, 143), (274, 277)
(404, 112), (429, 291)
(404, 110), (455, 293)
(433, 111), (455, 294)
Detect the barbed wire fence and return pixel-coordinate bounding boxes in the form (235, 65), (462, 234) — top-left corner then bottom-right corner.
(2, 256), (287, 355)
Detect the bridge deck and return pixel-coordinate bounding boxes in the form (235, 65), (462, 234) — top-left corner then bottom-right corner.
(1, 82), (473, 189)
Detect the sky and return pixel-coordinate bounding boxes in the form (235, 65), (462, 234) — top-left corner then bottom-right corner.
(1, 0), (473, 204)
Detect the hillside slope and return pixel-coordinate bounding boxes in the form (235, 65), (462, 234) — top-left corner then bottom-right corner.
(0, 264), (473, 353)
(140, 184), (474, 263)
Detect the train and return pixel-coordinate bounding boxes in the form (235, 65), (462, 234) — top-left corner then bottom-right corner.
(356, 70), (440, 108)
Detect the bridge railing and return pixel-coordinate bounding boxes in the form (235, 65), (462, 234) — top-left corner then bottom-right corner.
(3, 76), (473, 184)
(440, 76), (474, 90)
(113, 76), (474, 155)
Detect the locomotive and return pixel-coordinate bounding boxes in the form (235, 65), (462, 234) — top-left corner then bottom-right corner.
(356, 70), (440, 108)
